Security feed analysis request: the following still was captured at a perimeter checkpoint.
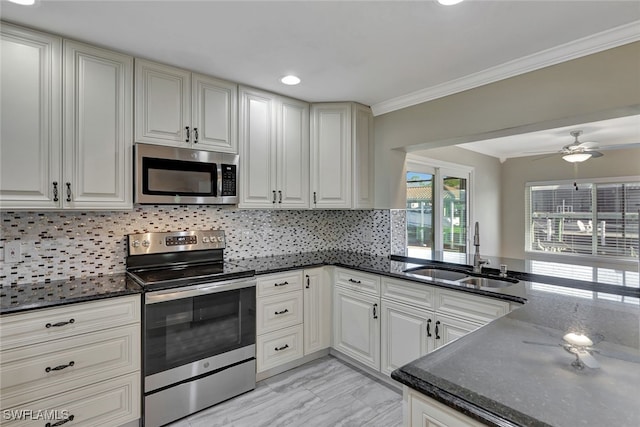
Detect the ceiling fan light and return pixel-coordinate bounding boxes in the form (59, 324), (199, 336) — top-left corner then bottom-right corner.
(562, 152), (592, 163)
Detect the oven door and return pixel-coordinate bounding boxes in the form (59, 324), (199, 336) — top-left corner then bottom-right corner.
(144, 278), (256, 392)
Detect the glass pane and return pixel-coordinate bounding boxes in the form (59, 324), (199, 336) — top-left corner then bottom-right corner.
(530, 183), (593, 254)
(595, 183), (640, 258)
(442, 176), (467, 258)
(406, 171), (433, 258)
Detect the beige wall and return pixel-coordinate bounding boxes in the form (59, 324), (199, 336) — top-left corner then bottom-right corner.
(501, 147), (640, 259)
(374, 42), (640, 210)
(411, 146), (502, 256)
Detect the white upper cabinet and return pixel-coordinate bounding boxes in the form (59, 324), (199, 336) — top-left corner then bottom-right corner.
(352, 103), (374, 209)
(0, 24), (133, 210)
(0, 24), (62, 209)
(310, 102), (374, 209)
(63, 40), (133, 209)
(192, 73), (238, 153)
(310, 103), (352, 209)
(239, 86), (309, 209)
(135, 59), (237, 153)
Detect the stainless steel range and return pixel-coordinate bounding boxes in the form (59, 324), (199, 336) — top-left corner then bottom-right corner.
(126, 230), (256, 427)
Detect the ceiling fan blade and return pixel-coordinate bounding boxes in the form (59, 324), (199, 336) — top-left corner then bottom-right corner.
(585, 150), (603, 158)
(531, 153), (560, 161)
(593, 142), (640, 151)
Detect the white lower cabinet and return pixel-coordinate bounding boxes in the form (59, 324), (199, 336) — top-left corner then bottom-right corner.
(256, 267), (331, 377)
(0, 295), (141, 427)
(406, 387), (486, 427)
(2, 373), (140, 427)
(380, 300), (432, 376)
(303, 267), (332, 355)
(332, 285), (380, 370)
(257, 324), (304, 372)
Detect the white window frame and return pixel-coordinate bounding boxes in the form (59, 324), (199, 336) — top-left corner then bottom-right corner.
(406, 154), (474, 259)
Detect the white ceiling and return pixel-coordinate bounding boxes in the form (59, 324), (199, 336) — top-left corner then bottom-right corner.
(455, 114), (640, 161)
(2, 0), (639, 116)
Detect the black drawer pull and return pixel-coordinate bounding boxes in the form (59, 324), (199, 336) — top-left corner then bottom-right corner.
(435, 320), (441, 340)
(306, 275), (310, 289)
(46, 361), (75, 373)
(274, 309), (289, 315)
(46, 319), (75, 329)
(274, 344), (289, 351)
(65, 182), (72, 202)
(274, 281), (288, 287)
(373, 303), (378, 319)
(52, 181), (59, 202)
(426, 319), (432, 337)
(46, 415), (74, 427)
(348, 278), (362, 284)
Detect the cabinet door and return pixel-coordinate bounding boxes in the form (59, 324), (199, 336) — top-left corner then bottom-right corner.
(63, 40), (133, 209)
(277, 97), (309, 209)
(352, 103), (374, 209)
(303, 268), (331, 355)
(333, 286), (380, 370)
(0, 24), (62, 209)
(381, 300), (433, 376)
(434, 313), (481, 349)
(310, 103), (351, 209)
(238, 87), (277, 208)
(192, 73), (237, 153)
(135, 59), (190, 146)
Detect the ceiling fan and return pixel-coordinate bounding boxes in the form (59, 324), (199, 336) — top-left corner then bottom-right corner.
(558, 130), (603, 163)
(530, 130), (639, 163)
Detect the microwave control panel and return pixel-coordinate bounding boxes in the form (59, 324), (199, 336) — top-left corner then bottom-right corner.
(221, 164), (237, 196)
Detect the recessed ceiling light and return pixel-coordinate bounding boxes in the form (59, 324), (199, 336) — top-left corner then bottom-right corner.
(437, 0), (464, 5)
(281, 75), (301, 86)
(7, 0), (36, 5)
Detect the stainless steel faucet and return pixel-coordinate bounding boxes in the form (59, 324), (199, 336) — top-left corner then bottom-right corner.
(473, 221), (489, 273)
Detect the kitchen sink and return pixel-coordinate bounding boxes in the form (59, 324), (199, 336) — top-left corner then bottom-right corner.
(457, 276), (517, 288)
(403, 267), (470, 282)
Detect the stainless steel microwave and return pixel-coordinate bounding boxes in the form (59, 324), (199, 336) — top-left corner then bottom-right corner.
(134, 143), (238, 205)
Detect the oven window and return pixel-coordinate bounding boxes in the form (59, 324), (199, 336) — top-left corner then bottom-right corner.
(145, 287), (255, 376)
(143, 157), (216, 196)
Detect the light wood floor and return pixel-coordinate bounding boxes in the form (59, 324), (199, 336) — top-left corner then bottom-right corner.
(167, 355), (403, 427)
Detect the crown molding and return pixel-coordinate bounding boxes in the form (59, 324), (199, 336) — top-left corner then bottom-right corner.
(371, 20), (640, 117)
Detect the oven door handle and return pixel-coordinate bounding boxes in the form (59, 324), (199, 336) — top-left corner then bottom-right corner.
(145, 278), (256, 304)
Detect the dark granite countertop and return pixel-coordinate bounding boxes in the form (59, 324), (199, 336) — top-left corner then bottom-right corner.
(0, 274), (142, 315)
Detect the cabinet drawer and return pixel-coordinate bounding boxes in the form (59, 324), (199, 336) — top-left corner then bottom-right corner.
(334, 268), (380, 295)
(1, 372), (140, 427)
(382, 278), (434, 310)
(257, 291), (303, 335)
(256, 271), (303, 297)
(435, 289), (510, 324)
(0, 295), (140, 350)
(1, 324), (140, 409)
(256, 324), (304, 373)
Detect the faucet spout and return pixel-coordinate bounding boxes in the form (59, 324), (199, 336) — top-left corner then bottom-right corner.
(472, 221), (488, 273)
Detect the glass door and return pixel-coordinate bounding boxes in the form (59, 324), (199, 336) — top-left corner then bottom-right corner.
(406, 159), (471, 262)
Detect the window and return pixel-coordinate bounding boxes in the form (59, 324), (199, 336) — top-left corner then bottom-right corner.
(406, 157), (472, 263)
(526, 178), (640, 261)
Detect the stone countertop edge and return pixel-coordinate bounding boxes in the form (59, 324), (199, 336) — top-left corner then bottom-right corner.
(390, 369), (551, 427)
(0, 275), (143, 315)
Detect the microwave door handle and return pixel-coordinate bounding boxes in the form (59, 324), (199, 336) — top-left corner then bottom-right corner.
(217, 163), (223, 198)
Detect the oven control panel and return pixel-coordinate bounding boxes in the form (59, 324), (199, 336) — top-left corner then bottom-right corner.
(127, 230), (226, 255)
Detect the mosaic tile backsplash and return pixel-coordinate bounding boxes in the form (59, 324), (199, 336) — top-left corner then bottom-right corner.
(1, 207), (391, 286)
